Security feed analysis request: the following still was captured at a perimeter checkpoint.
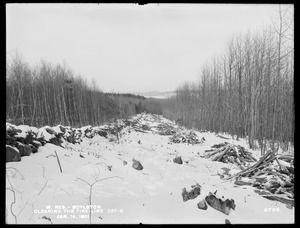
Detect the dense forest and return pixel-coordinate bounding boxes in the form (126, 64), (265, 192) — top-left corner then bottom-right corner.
(6, 6), (293, 153)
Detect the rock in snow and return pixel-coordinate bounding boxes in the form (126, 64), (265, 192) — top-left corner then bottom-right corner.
(225, 219), (231, 224)
(197, 199), (208, 210)
(16, 142), (32, 156)
(132, 159), (143, 170)
(173, 156), (183, 164)
(6, 145), (21, 162)
(205, 192), (236, 215)
(182, 184), (201, 202)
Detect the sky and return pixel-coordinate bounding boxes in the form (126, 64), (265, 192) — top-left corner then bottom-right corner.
(6, 4), (281, 93)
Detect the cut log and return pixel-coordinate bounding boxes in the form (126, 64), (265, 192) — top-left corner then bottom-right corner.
(214, 147), (231, 162)
(234, 180), (253, 186)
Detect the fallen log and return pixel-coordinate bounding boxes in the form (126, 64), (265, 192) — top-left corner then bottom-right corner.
(234, 180), (253, 186)
(216, 134), (231, 140)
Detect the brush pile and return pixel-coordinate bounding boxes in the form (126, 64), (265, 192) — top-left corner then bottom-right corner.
(156, 123), (177, 135)
(126, 113), (178, 134)
(202, 142), (257, 169)
(169, 130), (204, 144)
(223, 150), (294, 207)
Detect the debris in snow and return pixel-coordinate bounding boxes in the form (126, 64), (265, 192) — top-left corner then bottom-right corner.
(34, 216), (52, 224)
(197, 199), (208, 210)
(226, 150), (294, 207)
(141, 124), (151, 131)
(202, 142), (257, 169)
(132, 159), (143, 171)
(182, 183), (201, 202)
(225, 219), (231, 224)
(205, 192), (236, 215)
(6, 145), (21, 162)
(156, 123), (177, 135)
(173, 156), (183, 164)
(123, 161), (128, 166)
(42, 216), (52, 222)
(170, 130), (203, 144)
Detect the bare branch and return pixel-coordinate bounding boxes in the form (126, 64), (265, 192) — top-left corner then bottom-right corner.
(38, 179), (53, 196)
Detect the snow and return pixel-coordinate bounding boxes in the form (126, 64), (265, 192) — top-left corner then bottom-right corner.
(30, 127), (39, 135)
(14, 125), (32, 138)
(6, 115), (294, 224)
(52, 125), (64, 135)
(37, 127), (55, 141)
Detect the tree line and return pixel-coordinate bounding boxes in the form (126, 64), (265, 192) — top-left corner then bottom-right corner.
(162, 6), (294, 153)
(6, 52), (162, 127)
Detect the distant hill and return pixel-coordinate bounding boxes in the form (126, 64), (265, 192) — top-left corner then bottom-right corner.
(134, 91), (176, 99)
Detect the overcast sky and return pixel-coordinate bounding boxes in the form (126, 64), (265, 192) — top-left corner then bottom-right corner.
(6, 4), (280, 93)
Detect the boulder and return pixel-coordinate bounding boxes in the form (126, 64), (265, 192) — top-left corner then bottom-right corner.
(132, 159), (143, 170)
(59, 125), (66, 133)
(45, 127), (57, 135)
(31, 140), (42, 148)
(173, 156), (183, 164)
(49, 136), (62, 147)
(6, 134), (18, 147)
(205, 192), (236, 215)
(225, 219), (231, 224)
(16, 142), (32, 156)
(29, 144), (38, 153)
(197, 199), (208, 210)
(36, 138), (46, 146)
(182, 184), (201, 202)
(6, 145), (21, 162)
(97, 130), (108, 138)
(66, 135), (76, 144)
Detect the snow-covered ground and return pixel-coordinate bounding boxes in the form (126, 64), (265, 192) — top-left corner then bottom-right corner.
(6, 116), (294, 224)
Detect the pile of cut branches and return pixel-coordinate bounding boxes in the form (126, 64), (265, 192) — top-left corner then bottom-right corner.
(202, 142), (257, 168)
(170, 130), (203, 144)
(156, 123), (177, 135)
(223, 150), (294, 207)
